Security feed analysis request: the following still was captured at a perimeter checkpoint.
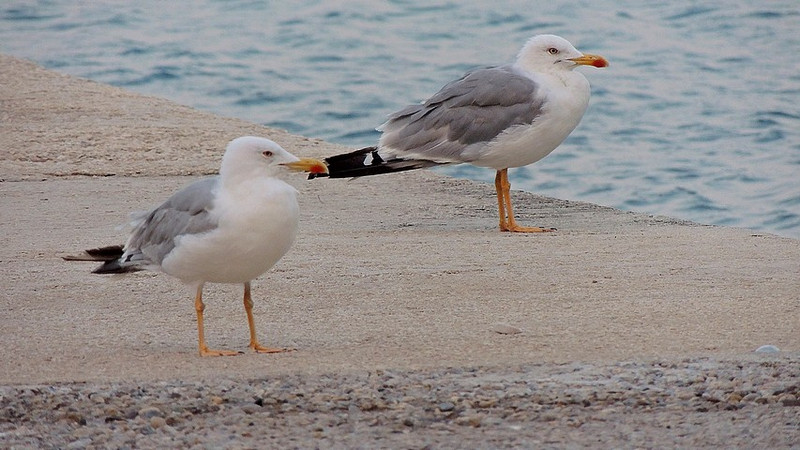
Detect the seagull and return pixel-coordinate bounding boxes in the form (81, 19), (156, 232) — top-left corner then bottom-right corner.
(65, 136), (328, 356)
(311, 34), (607, 232)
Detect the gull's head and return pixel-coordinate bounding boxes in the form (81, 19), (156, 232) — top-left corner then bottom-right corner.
(221, 136), (328, 180)
(516, 34), (608, 74)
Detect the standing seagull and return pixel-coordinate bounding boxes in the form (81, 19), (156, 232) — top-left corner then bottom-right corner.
(311, 34), (607, 232)
(65, 136), (328, 356)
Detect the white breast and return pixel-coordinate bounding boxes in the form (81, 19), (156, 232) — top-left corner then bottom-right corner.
(162, 178), (299, 284)
(469, 71), (591, 170)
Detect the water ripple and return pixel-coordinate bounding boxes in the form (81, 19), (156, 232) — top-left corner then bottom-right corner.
(1, 0), (798, 238)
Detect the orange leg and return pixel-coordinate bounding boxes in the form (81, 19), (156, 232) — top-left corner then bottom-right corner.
(495, 170), (509, 231)
(494, 169), (556, 233)
(243, 282), (293, 353)
(194, 284), (240, 357)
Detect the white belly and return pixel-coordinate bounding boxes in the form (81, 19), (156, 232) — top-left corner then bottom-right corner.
(467, 71), (590, 170)
(162, 181), (300, 284)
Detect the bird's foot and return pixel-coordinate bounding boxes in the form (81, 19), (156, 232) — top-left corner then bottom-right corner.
(199, 346), (242, 357)
(250, 342), (296, 354)
(500, 224), (557, 233)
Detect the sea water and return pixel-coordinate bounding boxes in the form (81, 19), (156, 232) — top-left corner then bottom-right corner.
(2, 1), (798, 238)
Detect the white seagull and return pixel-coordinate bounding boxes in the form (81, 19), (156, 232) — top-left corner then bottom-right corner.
(311, 34), (607, 232)
(65, 136), (328, 356)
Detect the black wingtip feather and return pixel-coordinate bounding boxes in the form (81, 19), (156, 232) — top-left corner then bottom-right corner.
(62, 245), (124, 262)
(308, 146), (437, 179)
(85, 245), (125, 260)
(91, 261), (142, 275)
(63, 244), (141, 274)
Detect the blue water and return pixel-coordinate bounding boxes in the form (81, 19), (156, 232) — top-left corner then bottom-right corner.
(2, 1), (799, 238)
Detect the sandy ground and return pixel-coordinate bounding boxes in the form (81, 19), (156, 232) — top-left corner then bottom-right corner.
(1, 54), (798, 447)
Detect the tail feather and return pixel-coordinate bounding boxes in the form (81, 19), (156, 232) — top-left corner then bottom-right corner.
(309, 146), (438, 179)
(63, 245), (142, 274)
(62, 245), (124, 262)
(91, 260), (142, 275)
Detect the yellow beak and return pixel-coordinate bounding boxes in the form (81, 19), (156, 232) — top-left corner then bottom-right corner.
(282, 157), (329, 175)
(569, 53), (609, 68)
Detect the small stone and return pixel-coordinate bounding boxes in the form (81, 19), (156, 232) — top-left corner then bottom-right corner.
(437, 402), (455, 412)
(138, 406), (162, 419)
(727, 392), (743, 403)
(241, 404), (259, 415)
(65, 412), (86, 425)
(742, 393), (760, 402)
(210, 396), (224, 405)
(66, 438), (92, 449)
(89, 393), (107, 404)
(165, 415), (181, 426)
(755, 345), (780, 353)
(701, 391), (721, 403)
(778, 394), (798, 405)
(491, 323), (523, 335)
(149, 416), (166, 429)
(476, 398), (498, 408)
(258, 396), (277, 406)
(455, 414), (484, 427)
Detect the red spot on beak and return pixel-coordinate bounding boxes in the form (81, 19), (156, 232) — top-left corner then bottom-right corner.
(310, 163), (328, 174)
(592, 57), (609, 68)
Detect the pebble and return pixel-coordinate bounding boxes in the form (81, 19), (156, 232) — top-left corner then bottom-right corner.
(149, 416), (167, 429)
(0, 357), (797, 448)
(491, 323), (523, 335)
(66, 438), (92, 449)
(138, 406), (162, 419)
(437, 402), (455, 412)
(754, 345), (780, 353)
(454, 414), (484, 427)
(240, 404), (260, 415)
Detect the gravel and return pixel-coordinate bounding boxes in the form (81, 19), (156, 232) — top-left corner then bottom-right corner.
(2, 357), (798, 448)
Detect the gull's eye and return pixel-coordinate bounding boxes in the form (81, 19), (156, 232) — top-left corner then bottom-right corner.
(262, 150), (273, 157)
(547, 47), (559, 55)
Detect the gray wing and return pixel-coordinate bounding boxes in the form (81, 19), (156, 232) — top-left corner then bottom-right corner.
(378, 65), (544, 163)
(123, 177), (220, 267)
